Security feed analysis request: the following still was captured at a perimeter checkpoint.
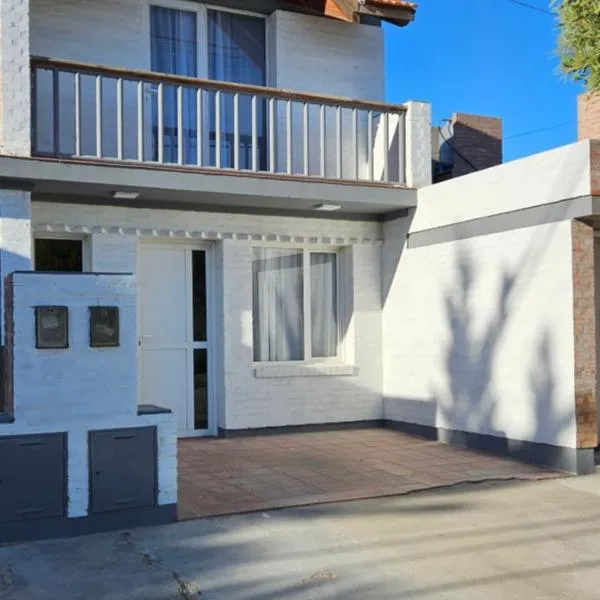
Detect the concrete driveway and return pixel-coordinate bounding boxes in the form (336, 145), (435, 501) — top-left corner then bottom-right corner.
(3, 474), (600, 599)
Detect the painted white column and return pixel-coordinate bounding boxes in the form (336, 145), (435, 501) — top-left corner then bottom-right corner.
(0, 0), (31, 156)
(220, 239), (253, 431)
(0, 189), (32, 339)
(405, 101), (432, 189)
(67, 428), (88, 517)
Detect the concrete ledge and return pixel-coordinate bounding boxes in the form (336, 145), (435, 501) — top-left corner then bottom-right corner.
(0, 504), (177, 545)
(137, 404), (173, 416)
(253, 364), (359, 378)
(384, 419), (594, 475)
(219, 420), (384, 438)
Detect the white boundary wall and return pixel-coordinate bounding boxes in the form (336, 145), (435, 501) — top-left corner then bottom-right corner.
(383, 141), (596, 449)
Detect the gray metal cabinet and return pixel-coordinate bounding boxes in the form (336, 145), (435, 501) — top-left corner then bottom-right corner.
(0, 434), (67, 523)
(89, 427), (157, 514)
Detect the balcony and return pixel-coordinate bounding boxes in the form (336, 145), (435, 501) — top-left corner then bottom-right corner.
(31, 57), (408, 187)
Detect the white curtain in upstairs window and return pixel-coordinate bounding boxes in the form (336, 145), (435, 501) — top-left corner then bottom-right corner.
(208, 10), (265, 85)
(208, 10), (266, 169)
(151, 7), (197, 77)
(310, 253), (338, 358)
(150, 6), (198, 164)
(252, 248), (304, 362)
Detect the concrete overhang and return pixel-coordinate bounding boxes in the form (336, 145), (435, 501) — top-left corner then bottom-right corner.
(0, 156), (416, 219)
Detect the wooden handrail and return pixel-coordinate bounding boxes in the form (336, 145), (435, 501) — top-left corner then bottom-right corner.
(30, 55), (407, 114)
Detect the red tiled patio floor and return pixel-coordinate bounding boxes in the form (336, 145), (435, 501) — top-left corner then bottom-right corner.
(177, 428), (563, 520)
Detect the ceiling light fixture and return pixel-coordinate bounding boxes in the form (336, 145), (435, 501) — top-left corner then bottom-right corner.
(112, 191), (140, 200)
(313, 203), (341, 212)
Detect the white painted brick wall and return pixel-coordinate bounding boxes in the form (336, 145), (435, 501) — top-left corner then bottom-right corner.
(381, 144), (597, 448)
(405, 101), (432, 188)
(0, 190), (32, 338)
(9, 273), (138, 424)
(1, 272), (177, 516)
(220, 239), (382, 430)
(0, 0), (31, 155)
(414, 140), (594, 231)
(383, 202), (579, 447)
(32, 202), (382, 242)
(1, 413), (177, 517)
(32, 202), (384, 429)
(90, 233), (137, 273)
(31, 0), (145, 67)
(272, 10), (384, 100)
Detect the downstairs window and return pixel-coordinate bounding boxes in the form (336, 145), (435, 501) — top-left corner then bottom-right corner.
(252, 248), (339, 363)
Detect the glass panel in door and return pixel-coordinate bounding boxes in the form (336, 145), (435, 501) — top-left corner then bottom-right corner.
(150, 6), (198, 164)
(207, 10), (266, 169)
(192, 250), (209, 432)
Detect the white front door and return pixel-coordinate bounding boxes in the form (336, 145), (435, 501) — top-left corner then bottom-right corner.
(139, 242), (212, 436)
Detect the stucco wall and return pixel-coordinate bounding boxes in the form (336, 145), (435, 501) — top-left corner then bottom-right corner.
(383, 218), (577, 448)
(412, 140), (594, 231)
(32, 201), (384, 430)
(381, 143), (595, 450)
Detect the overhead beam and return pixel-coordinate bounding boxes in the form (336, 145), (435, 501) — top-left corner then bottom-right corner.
(276, 0), (416, 26)
(356, 2), (415, 26)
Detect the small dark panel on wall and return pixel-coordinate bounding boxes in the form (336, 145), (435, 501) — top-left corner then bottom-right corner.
(89, 427), (157, 514)
(0, 433), (67, 523)
(89, 307), (119, 348)
(35, 306), (68, 349)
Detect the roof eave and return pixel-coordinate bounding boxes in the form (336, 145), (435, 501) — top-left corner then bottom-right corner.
(356, 2), (416, 26)
(282, 0), (417, 27)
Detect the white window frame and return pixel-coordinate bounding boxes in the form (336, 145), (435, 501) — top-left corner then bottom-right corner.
(32, 233), (91, 272)
(251, 244), (346, 366)
(143, 0), (271, 85)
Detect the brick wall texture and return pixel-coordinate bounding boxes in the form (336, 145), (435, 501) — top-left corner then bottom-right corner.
(578, 93), (600, 141)
(571, 219), (598, 448)
(451, 112), (503, 178)
(591, 139), (600, 196)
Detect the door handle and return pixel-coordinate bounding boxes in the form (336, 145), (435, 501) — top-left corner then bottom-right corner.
(139, 334), (153, 347)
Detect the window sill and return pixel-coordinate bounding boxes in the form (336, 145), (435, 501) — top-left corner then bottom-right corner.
(253, 364), (359, 379)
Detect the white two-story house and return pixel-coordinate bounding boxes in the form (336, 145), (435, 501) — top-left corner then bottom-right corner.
(0, 0), (430, 438)
(2, 0), (600, 545)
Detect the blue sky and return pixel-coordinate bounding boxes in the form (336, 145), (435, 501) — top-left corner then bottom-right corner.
(383, 0), (584, 161)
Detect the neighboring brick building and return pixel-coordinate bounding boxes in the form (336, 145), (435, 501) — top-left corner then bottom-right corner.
(432, 112), (503, 182)
(579, 92), (600, 141)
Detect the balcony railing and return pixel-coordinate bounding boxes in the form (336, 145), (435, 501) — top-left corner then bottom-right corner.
(31, 57), (408, 185)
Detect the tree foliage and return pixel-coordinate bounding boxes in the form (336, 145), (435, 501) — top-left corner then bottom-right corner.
(554, 0), (600, 91)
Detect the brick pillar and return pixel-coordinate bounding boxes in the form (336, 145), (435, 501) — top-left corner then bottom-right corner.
(578, 93), (600, 141)
(571, 219), (597, 454)
(450, 113), (503, 178)
(0, 0), (31, 156)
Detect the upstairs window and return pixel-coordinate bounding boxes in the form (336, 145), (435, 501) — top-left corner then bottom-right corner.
(252, 248), (339, 363)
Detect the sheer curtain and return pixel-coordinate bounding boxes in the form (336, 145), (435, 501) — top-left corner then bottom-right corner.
(252, 248), (304, 362)
(208, 10), (266, 169)
(150, 7), (197, 163)
(310, 253), (338, 358)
